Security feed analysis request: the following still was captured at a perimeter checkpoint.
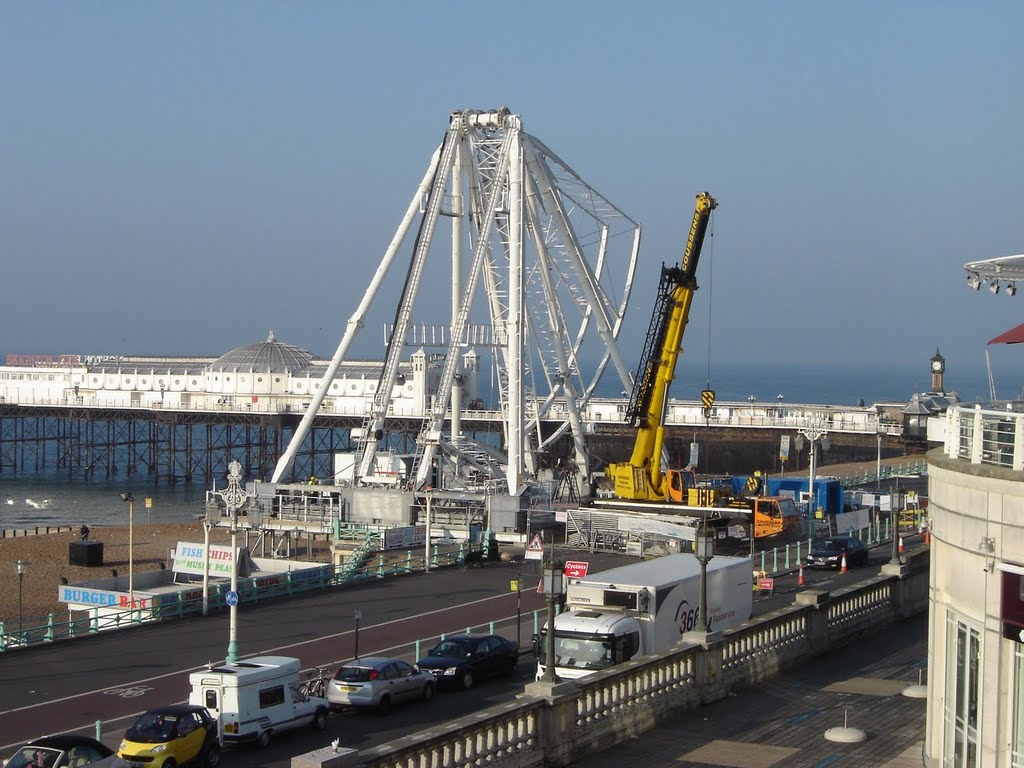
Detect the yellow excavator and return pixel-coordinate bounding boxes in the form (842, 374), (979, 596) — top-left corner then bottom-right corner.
(605, 191), (717, 501)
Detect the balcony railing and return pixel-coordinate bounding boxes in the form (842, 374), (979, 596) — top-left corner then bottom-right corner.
(944, 402), (1024, 470)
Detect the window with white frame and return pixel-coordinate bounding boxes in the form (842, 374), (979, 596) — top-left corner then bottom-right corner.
(1014, 642), (1024, 768)
(944, 614), (981, 768)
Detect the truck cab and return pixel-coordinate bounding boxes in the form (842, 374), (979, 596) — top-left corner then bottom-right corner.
(535, 610), (641, 681)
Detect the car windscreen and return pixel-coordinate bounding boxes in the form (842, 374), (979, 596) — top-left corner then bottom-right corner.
(430, 639), (474, 657)
(333, 666), (374, 682)
(820, 540), (850, 552)
(5, 747), (61, 768)
(126, 712), (178, 742)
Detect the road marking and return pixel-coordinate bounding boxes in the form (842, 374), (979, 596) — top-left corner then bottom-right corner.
(0, 592), (528, 752)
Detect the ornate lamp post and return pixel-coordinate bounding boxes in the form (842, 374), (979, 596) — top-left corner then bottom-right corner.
(541, 562), (565, 682)
(217, 460), (249, 664)
(795, 425), (829, 543)
(694, 522), (715, 633)
(119, 492), (135, 606)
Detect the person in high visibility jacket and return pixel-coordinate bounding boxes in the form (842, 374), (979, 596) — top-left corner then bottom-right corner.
(308, 474), (319, 485)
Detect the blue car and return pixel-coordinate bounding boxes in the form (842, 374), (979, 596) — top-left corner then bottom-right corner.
(416, 633), (519, 690)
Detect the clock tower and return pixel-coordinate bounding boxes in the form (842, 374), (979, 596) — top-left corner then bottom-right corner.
(930, 348), (945, 394)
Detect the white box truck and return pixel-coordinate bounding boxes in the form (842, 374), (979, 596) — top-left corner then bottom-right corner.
(535, 554), (752, 681)
(188, 655), (330, 747)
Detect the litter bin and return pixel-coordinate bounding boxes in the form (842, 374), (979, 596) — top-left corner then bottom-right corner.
(69, 540), (104, 567)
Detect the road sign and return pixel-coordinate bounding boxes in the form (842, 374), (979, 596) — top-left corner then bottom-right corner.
(756, 577), (774, 594)
(525, 533), (544, 561)
(564, 560), (590, 578)
(225, 590), (239, 606)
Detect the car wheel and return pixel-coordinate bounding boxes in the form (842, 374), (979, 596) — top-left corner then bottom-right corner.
(377, 694), (392, 715)
(460, 670), (475, 690)
(203, 741), (221, 768)
(422, 682), (435, 702)
(163, 760), (177, 768)
(313, 708), (328, 730)
(257, 730), (271, 748)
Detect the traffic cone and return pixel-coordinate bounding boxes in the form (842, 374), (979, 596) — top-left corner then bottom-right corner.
(840, 552), (848, 574)
(797, 563), (805, 587)
(898, 535), (905, 555)
(924, 527), (930, 545)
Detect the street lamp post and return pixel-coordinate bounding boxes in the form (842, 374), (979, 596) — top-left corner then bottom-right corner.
(217, 460), (249, 665)
(694, 522), (715, 633)
(119, 492), (135, 607)
(15, 560), (27, 634)
(354, 609), (362, 659)
(541, 563), (565, 683)
(795, 426), (829, 545)
(889, 491), (905, 565)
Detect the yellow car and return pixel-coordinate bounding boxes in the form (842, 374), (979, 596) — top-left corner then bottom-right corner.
(118, 704), (220, 768)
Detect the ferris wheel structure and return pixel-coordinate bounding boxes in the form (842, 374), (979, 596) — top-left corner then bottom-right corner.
(272, 108), (641, 495)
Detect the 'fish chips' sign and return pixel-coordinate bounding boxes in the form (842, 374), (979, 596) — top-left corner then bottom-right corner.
(173, 541), (237, 577)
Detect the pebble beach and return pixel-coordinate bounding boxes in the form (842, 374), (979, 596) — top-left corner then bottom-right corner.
(0, 522), (236, 625)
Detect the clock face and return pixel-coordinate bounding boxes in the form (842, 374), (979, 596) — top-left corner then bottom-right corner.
(932, 360), (943, 372)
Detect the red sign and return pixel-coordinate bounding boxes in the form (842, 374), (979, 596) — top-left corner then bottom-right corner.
(757, 577), (775, 593)
(564, 560), (590, 578)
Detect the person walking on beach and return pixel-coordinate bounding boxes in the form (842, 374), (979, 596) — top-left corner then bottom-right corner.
(79, 524), (90, 541)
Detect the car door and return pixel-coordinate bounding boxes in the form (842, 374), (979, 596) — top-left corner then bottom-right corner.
(175, 711), (206, 764)
(391, 661), (419, 702)
(475, 637), (499, 679)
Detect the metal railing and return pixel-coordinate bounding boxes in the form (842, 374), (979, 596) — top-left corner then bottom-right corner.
(944, 401), (1024, 470)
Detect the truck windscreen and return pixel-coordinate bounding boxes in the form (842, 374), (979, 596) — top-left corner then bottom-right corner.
(537, 631), (615, 671)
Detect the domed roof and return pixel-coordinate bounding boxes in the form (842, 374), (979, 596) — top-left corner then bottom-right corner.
(209, 331), (313, 373)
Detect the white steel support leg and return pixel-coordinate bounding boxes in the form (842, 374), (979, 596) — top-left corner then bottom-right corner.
(271, 145), (444, 483)
(451, 143), (464, 445)
(506, 132), (524, 495)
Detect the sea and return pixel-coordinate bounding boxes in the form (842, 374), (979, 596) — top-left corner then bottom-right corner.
(1, 360), (1019, 531)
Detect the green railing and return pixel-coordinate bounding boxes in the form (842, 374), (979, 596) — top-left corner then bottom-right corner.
(0, 540), (478, 652)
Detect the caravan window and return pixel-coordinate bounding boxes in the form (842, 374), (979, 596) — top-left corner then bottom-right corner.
(204, 690), (218, 710)
(259, 685), (286, 708)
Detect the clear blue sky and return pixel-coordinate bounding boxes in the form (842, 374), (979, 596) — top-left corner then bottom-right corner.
(3, 2), (1024, 385)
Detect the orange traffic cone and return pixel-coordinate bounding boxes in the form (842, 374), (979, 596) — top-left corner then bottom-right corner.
(797, 563), (805, 587)
(898, 535), (905, 554)
(924, 527), (930, 545)
(840, 552), (848, 574)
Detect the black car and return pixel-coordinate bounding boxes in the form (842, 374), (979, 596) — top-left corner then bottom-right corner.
(415, 633), (519, 690)
(4, 734), (126, 768)
(807, 536), (869, 569)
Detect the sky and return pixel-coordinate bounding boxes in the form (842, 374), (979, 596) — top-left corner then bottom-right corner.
(3, 1), (1024, 390)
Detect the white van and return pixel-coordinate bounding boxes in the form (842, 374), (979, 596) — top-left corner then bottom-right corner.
(188, 656), (329, 748)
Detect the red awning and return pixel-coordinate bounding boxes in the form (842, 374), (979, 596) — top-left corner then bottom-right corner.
(988, 322), (1024, 345)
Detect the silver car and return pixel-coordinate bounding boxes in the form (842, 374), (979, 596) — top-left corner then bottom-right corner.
(326, 657), (435, 713)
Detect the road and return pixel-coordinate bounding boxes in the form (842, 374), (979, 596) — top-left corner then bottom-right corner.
(0, 538), (916, 765)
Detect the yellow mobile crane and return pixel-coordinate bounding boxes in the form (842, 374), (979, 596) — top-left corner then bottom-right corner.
(605, 191), (717, 501)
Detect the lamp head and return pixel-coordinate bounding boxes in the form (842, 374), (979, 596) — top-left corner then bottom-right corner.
(120, 492), (134, 503)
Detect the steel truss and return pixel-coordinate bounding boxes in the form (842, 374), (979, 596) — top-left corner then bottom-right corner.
(274, 108), (640, 495)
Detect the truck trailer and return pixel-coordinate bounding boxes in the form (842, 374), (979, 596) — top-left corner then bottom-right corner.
(535, 553), (752, 681)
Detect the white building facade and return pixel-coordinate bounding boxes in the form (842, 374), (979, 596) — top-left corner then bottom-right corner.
(926, 403), (1024, 767)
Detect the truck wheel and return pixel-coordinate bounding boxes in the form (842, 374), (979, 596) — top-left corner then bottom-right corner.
(460, 670), (475, 690)
(257, 730), (271, 749)
(203, 742), (221, 768)
(313, 708), (328, 730)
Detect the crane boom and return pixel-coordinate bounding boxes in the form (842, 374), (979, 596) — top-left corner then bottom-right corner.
(606, 192), (717, 501)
